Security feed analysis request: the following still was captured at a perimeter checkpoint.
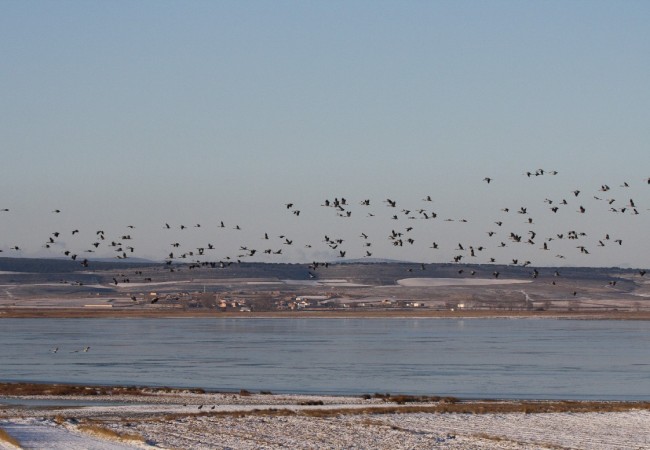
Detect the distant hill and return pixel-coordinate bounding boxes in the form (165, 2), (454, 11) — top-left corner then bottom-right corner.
(0, 256), (640, 284)
(337, 257), (409, 264)
(0, 257), (154, 273)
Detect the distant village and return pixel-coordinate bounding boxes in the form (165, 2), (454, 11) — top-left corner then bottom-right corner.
(86, 284), (647, 313)
(105, 290), (437, 312)
(100, 288), (579, 313)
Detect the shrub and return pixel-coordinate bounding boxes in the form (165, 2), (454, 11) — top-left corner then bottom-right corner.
(78, 424), (146, 443)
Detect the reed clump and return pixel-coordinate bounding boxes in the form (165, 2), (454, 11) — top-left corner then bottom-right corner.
(53, 415), (66, 425)
(0, 428), (22, 448)
(77, 423), (146, 443)
(367, 393), (458, 404)
(474, 432), (505, 442)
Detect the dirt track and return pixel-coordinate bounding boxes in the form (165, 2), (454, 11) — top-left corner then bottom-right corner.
(2, 307), (650, 320)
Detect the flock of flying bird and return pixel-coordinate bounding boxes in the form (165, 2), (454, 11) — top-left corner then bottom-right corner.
(1, 170), (649, 285)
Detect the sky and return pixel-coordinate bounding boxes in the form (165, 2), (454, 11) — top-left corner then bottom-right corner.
(1, 1), (649, 268)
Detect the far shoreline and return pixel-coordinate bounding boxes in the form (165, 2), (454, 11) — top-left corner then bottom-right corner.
(2, 307), (650, 320)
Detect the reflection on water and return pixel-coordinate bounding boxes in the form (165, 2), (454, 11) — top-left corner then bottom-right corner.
(0, 318), (648, 400)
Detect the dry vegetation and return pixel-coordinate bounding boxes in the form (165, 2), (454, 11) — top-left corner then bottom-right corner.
(472, 432), (570, 450)
(365, 393), (459, 404)
(77, 421), (146, 444)
(0, 382), (205, 397)
(145, 399), (650, 423)
(3, 382), (650, 417)
(286, 400), (650, 417)
(0, 428), (21, 448)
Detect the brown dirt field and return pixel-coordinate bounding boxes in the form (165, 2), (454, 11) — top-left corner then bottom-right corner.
(2, 307), (650, 320)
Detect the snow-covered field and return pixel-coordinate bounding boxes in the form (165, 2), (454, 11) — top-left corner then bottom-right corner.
(2, 392), (649, 449)
(0, 419), (140, 449)
(110, 409), (650, 449)
(397, 277), (532, 287)
(283, 279), (370, 287)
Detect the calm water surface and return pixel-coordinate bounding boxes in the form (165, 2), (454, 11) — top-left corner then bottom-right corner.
(1, 318), (648, 400)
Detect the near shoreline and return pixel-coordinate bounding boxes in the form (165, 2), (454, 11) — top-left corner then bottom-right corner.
(2, 383), (650, 449)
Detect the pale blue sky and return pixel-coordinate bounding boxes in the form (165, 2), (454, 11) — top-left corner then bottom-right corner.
(1, 1), (649, 267)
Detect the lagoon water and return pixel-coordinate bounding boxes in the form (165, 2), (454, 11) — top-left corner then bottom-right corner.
(1, 318), (648, 400)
